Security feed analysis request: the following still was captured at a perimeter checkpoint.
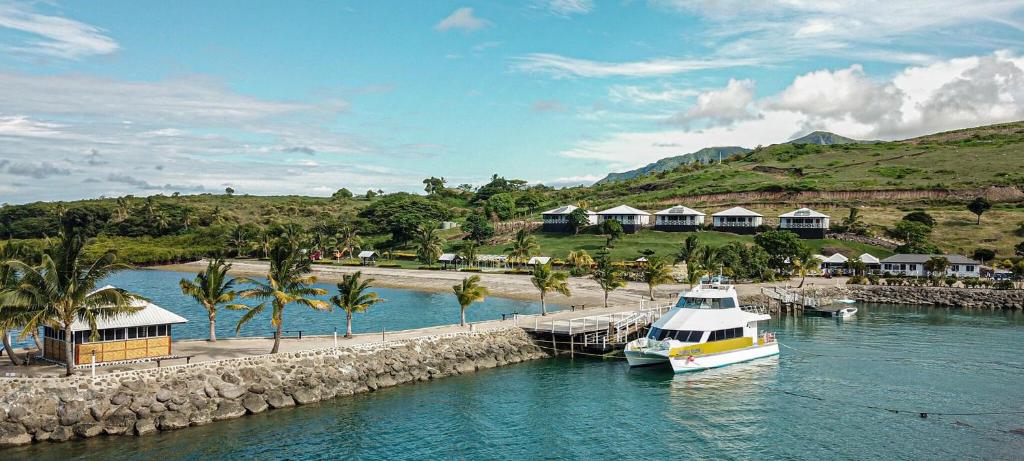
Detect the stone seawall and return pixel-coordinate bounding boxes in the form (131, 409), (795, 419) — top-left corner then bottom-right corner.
(846, 285), (1024, 309)
(0, 328), (547, 447)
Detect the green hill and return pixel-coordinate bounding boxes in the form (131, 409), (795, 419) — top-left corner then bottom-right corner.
(596, 146), (751, 184)
(786, 131), (875, 145)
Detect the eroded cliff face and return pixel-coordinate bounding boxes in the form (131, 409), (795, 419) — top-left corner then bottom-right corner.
(0, 328), (547, 446)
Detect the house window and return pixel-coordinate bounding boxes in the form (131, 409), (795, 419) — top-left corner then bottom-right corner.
(966, 265), (975, 272)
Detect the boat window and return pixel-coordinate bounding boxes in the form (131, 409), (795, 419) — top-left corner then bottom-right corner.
(680, 297), (735, 309)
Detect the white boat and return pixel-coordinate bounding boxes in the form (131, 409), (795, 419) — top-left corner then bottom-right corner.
(836, 306), (858, 319)
(624, 283), (779, 373)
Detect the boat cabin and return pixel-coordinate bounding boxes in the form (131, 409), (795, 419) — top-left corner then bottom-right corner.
(653, 205), (705, 232)
(43, 290), (187, 366)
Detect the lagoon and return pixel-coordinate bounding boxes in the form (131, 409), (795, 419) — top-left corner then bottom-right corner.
(9, 302), (1024, 460)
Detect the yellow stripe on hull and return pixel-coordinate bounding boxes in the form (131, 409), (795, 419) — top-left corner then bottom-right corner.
(669, 337), (753, 358)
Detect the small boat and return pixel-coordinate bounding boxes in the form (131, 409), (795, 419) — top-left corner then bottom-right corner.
(624, 283), (779, 373)
(836, 299), (857, 304)
(836, 306), (858, 319)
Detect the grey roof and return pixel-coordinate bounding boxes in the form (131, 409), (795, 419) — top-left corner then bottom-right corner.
(357, 250), (377, 258)
(527, 256), (551, 265)
(712, 206), (762, 217)
(71, 287), (187, 331)
(779, 207), (829, 218)
(654, 205), (705, 216)
(438, 253), (460, 261)
(542, 205), (594, 215)
(598, 205), (651, 216)
(880, 254), (979, 265)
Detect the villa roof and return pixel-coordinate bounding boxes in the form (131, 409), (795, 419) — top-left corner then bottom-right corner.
(823, 253), (848, 264)
(654, 205), (705, 216)
(438, 253), (460, 261)
(527, 256), (551, 265)
(542, 205), (578, 215)
(597, 205), (651, 216)
(712, 206), (762, 217)
(859, 253), (880, 264)
(477, 254), (507, 262)
(880, 254), (979, 265)
(71, 287), (187, 332)
(779, 207), (829, 218)
(357, 250), (377, 258)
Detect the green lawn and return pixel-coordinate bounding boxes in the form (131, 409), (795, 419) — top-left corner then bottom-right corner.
(475, 229), (892, 261)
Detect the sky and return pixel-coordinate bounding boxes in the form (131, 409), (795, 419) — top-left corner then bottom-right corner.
(0, 0), (1023, 204)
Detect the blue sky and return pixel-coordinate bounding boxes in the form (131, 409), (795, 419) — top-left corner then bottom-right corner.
(1, 0), (1023, 203)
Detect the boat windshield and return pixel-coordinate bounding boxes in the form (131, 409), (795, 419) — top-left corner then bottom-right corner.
(647, 328), (704, 342)
(676, 296), (736, 309)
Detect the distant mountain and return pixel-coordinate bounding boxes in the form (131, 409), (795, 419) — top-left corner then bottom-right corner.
(786, 131), (876, 145)
(596, 146), (752, 184)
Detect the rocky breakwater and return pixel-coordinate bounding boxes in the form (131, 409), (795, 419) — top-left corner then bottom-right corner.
(846, 285), (1024, 309)
(0, 328), (547, 447)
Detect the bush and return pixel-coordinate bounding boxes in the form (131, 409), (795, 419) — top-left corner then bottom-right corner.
(993, 280), (1015, 290)
(417, 266), (442, 270)
(341, 262), (363, 267)
(378, 263), (402, 268)
(458, 267), (482, 272)
(503, 269), (530, 275)
(846, 276), (866, 285)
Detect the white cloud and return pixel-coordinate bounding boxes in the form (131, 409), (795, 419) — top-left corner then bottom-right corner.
(532, 100), (567, 113)
(608, 85), (698, 104)
(434, 7), (490, 32)
(543, 174), (601, 188)
(768, 65), (904, 126)
(672, 78), (756, 126)
(510, 53), (760, 78)
(544, 0), (594, 16)
(0, 3), (119, 59)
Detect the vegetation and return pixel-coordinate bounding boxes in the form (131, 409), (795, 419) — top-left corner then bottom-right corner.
(591, 255), (625, 307)
(452, 275), (489, 326)
(329, 271), (384, 338)
(640, 258), (674, 300)
(178, 259), (238, 342)
(530, 263), (570, 316)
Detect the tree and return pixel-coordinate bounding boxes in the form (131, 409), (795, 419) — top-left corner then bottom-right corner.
(463, 213), (495, 243)
(967, 197), (991, 225)
(566, 249), (594, 275)
(530, 263), (570, 316)
(332, 188), (353, 200)
(415, 224), (445, 266)
(790, 255), (814, 288)
(973, 248), (996, 264)
(365, 189), (377, 199)
(485, 193), (518, 221)
(675, 235), (701, 264)
(458, 240), (478, 266)
(225, 187), (235, 196)
(452, 275), (489, 326)
(1, 224), (142, 375)
(566, 208), (591, 235)
(754, 230), (803, 272)
(330, 271), (383, 338)
(179, 259), (237, 342)
(641, 258), (674, 300)
(505, 229), (538, 268)
(332, 226), (362, 259)
(422, 177), (447, 195)
(891, 220), (934, 253)
(231, 239), (328, 353)
(601, 220), (624, 247)
(902, 211), (935, 228)
(1016, 241), (1024, 257)
(0, 240), (30, 365)
(840, 207), (867, 234)
(357, 193), (453, 244)
(924, 256), (950, 278)
(591, 256), (625, 308)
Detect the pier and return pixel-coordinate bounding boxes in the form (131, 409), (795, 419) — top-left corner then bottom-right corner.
(518, 303), (674, 355)
(761, 286), (835, 313)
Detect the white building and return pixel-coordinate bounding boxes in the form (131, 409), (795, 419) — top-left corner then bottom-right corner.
(597, 205), (652, 233)
(711, 206), (764, 234)
(778, 208), (830, 238)
(880, 254), (981, 278)
(653, 205), (705, 231)
(541, 205), (597, 233)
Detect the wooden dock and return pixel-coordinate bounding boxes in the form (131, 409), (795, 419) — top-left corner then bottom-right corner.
(517, 303), (674, 354)
(761, 286), (834, 312)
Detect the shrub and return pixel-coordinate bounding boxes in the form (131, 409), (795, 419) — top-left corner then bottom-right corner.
(417, 266), (442, 270)
(458, 267), (482, 272)
(846, 276), (866, 285)
(993, 280), (1015, 290)
(378, 263), (402, 268)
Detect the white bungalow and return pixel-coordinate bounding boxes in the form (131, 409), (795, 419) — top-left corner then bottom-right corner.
(653, 205), (705, 232)
(711, 206), (764, 234)
(880, 254), (980, 278)
(541, 205), (597, 233)
(859, 253), (881, 273)
(821, 253), (849, 274)
(778, 208), (830, 239)
(357, 250), (378, 266)
(597, 205), (651, 233)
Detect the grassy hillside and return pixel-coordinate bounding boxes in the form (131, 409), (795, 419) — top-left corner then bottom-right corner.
(596, 146), (751, 184)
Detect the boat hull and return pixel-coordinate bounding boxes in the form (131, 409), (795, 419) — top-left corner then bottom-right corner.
(669, 343), (779, 373)
(624, 349), (670, 367)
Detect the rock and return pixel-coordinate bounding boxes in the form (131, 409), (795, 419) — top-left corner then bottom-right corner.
(0, 407), (6, 421)
(104, 408), (136, 435)
(155, 388), (173, 403)
(212, 401), (246, 421)
(58, 400), (86, 426)
(135, 419), (158, 436)
(49, 425), (74, 442)
(111, 393), (132, 406)
(150, 402), (167, 414)
(73, 422), (103, 438)
(248, 384), (267, 394)
(291, 388), (320, 405)
(158, 412), (190, 430)
(19, 414), (58, 434)
(266, 391), (294, 409)
(242, 394), (268, 414)
(218, 385), (246, 400)
(0, 422), (31, 446)
(190, 411), (213, 427)
(6, 406), (26, 423)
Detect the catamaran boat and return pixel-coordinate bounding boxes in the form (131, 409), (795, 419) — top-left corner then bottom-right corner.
(835, 306), (858, 319)
(624, 283), (779, 373)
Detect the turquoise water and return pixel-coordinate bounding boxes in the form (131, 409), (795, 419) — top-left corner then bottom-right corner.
(8, 269), (560, 346)
(8, 302), (1024, 460)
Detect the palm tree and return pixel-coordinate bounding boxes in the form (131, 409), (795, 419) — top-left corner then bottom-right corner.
(566, 250), (594, 272)
(231, 239), (328, 353)
(675, 235), (700, 264)
(115, 196), (132, 222)
(278, 222), (306, 248)
(790, 257), (813, 288)
(530, 263), (570, 316)
(415, 225), (444, 266)
(335, 227), (363, 259)
(179, 259), (237, 342)
(329, 271), (383, 338)
(1, 227), (142, 376)
(180, 205), (193, 231)
(505, 229), (538, 268)
(458, 240), (478, 267)
(452, 275), (489, 326)
(641, 258), (674, 300)
(143, 196), (156, 218)
(0, 240), (29, 365)
(227, 226), (252, 257)
(591, 257), (625, 308)
(253, 231), (273, 259)
(155, 213), (169, 231)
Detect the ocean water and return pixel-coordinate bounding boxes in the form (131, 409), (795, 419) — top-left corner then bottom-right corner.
(7, 301), (1024, 460)
(7, 269), (562, 346)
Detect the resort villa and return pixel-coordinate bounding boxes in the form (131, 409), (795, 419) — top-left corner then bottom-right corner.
(880, 254), (981, 277)
(357, 250), (378, 266)
(438, 253), (463, 269)
(541, 205), (597, 233)
(778, 208), (830, 239)
(597, 205), (651, 233)
(43, 288), (188, 366)
(859, 253), (881, 273)
(711, 206), (764, 234)
(653, 205), (705, 232)
(817, 253), (849, 274)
